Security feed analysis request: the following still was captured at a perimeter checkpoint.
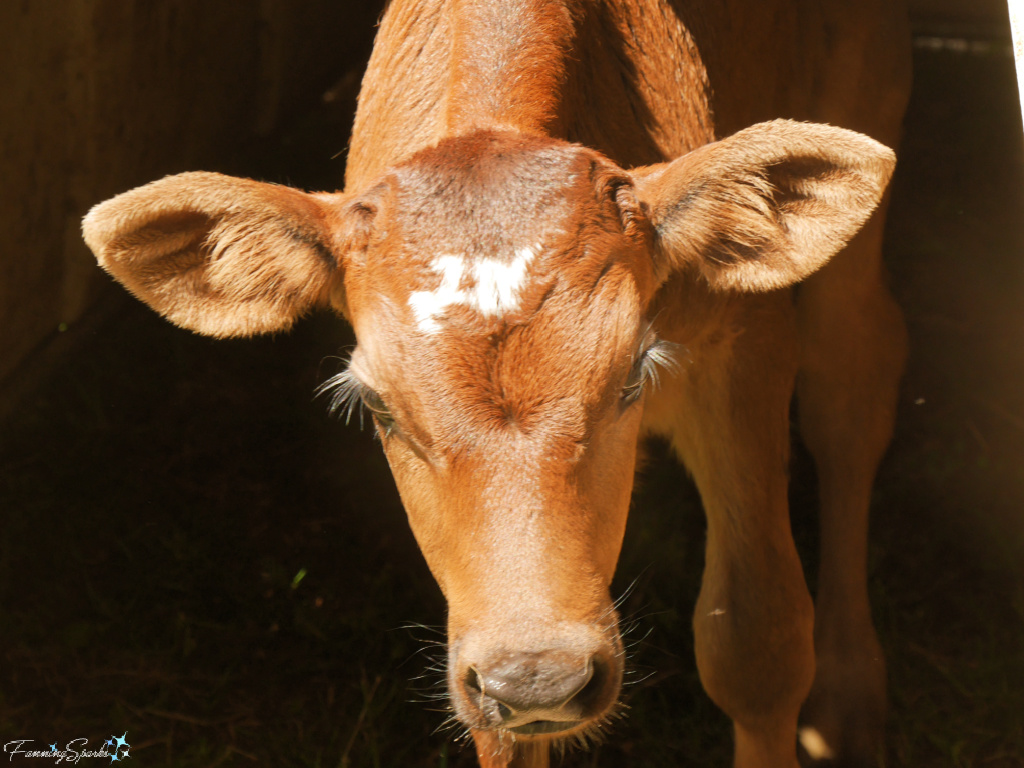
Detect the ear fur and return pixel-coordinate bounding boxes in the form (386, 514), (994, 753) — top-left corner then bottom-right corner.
(83, 172), (349, 337)
(634, 120), (896, 292)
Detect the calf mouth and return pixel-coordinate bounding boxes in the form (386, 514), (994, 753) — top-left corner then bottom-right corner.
(508, 720), (583, 737)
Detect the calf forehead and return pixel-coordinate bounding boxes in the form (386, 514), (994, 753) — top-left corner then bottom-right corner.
(389, 131), (600, 255)
(352, 133), (639, 327)
(372, 262), (644, 452)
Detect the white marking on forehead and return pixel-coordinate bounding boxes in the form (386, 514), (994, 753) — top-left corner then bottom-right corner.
(408, 246), (538, 333)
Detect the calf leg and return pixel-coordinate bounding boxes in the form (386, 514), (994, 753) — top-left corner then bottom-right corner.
(650, 292), (814, 768)
(795, 206), (906, 766)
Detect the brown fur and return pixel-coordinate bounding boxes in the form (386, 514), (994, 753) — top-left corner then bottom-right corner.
(82, 2), (911, 766)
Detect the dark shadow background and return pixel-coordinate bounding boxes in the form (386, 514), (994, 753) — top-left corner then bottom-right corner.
(1, 6), (1022, 768)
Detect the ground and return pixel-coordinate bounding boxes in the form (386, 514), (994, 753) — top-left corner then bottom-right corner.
(1, 37), (1022, 768)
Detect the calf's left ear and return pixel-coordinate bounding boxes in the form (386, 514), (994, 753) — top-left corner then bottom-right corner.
(633, 119), (896, 292)
(83, 172), (353, 338)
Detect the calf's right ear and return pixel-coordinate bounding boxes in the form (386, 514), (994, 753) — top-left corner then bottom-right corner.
(82, 172), (357, 337)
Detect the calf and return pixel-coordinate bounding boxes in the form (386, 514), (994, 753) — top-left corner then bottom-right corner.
(82, 1), (911, 766)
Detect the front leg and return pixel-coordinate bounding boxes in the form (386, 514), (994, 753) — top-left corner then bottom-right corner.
(796, 207), (903, 765)
(646, 291), (814, 768)
(472, 731), (550, 768)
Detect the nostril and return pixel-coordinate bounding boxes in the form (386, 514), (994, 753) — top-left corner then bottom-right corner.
(572, 655), (610, 711)
(464, 665), (515, 721)
(557, 658), (594, 707)
(465, 665), (482, 695)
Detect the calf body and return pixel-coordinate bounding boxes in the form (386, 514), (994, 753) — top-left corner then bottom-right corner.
(83, 1), (910, 766)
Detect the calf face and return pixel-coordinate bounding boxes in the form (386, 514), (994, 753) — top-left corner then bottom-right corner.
(333, 133), (660, 737)
(83, 121), (894, 744)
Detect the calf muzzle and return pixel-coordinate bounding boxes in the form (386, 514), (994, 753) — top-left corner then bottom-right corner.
(454, 644), (621, 736)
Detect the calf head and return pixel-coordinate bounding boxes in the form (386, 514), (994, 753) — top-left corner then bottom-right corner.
(83, 120), (894, 746)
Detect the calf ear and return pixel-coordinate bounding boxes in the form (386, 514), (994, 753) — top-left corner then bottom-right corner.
(634, 120), (895, 292)
(82, 172), (350, 337)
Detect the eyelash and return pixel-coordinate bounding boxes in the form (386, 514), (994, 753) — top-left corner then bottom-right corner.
(316, 368), (395, 435)
(622, 339), (679, 404)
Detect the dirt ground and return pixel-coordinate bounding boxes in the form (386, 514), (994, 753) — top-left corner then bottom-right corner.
(1, 29), (1023, 768)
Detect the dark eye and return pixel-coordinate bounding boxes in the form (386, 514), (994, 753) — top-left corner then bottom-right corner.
(362, 388), (396, 433)
(622, 363), (647, 405)
(621, 339), (679, 405)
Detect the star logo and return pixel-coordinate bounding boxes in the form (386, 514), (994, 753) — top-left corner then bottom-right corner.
(108, 733), (130, 763)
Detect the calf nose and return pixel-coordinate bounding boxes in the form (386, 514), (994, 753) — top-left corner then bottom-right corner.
(461, 650), (611, 734)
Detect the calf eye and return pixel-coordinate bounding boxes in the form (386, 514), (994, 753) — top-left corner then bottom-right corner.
(362, 388), (396, 433)
(621, 365), (647, 405)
